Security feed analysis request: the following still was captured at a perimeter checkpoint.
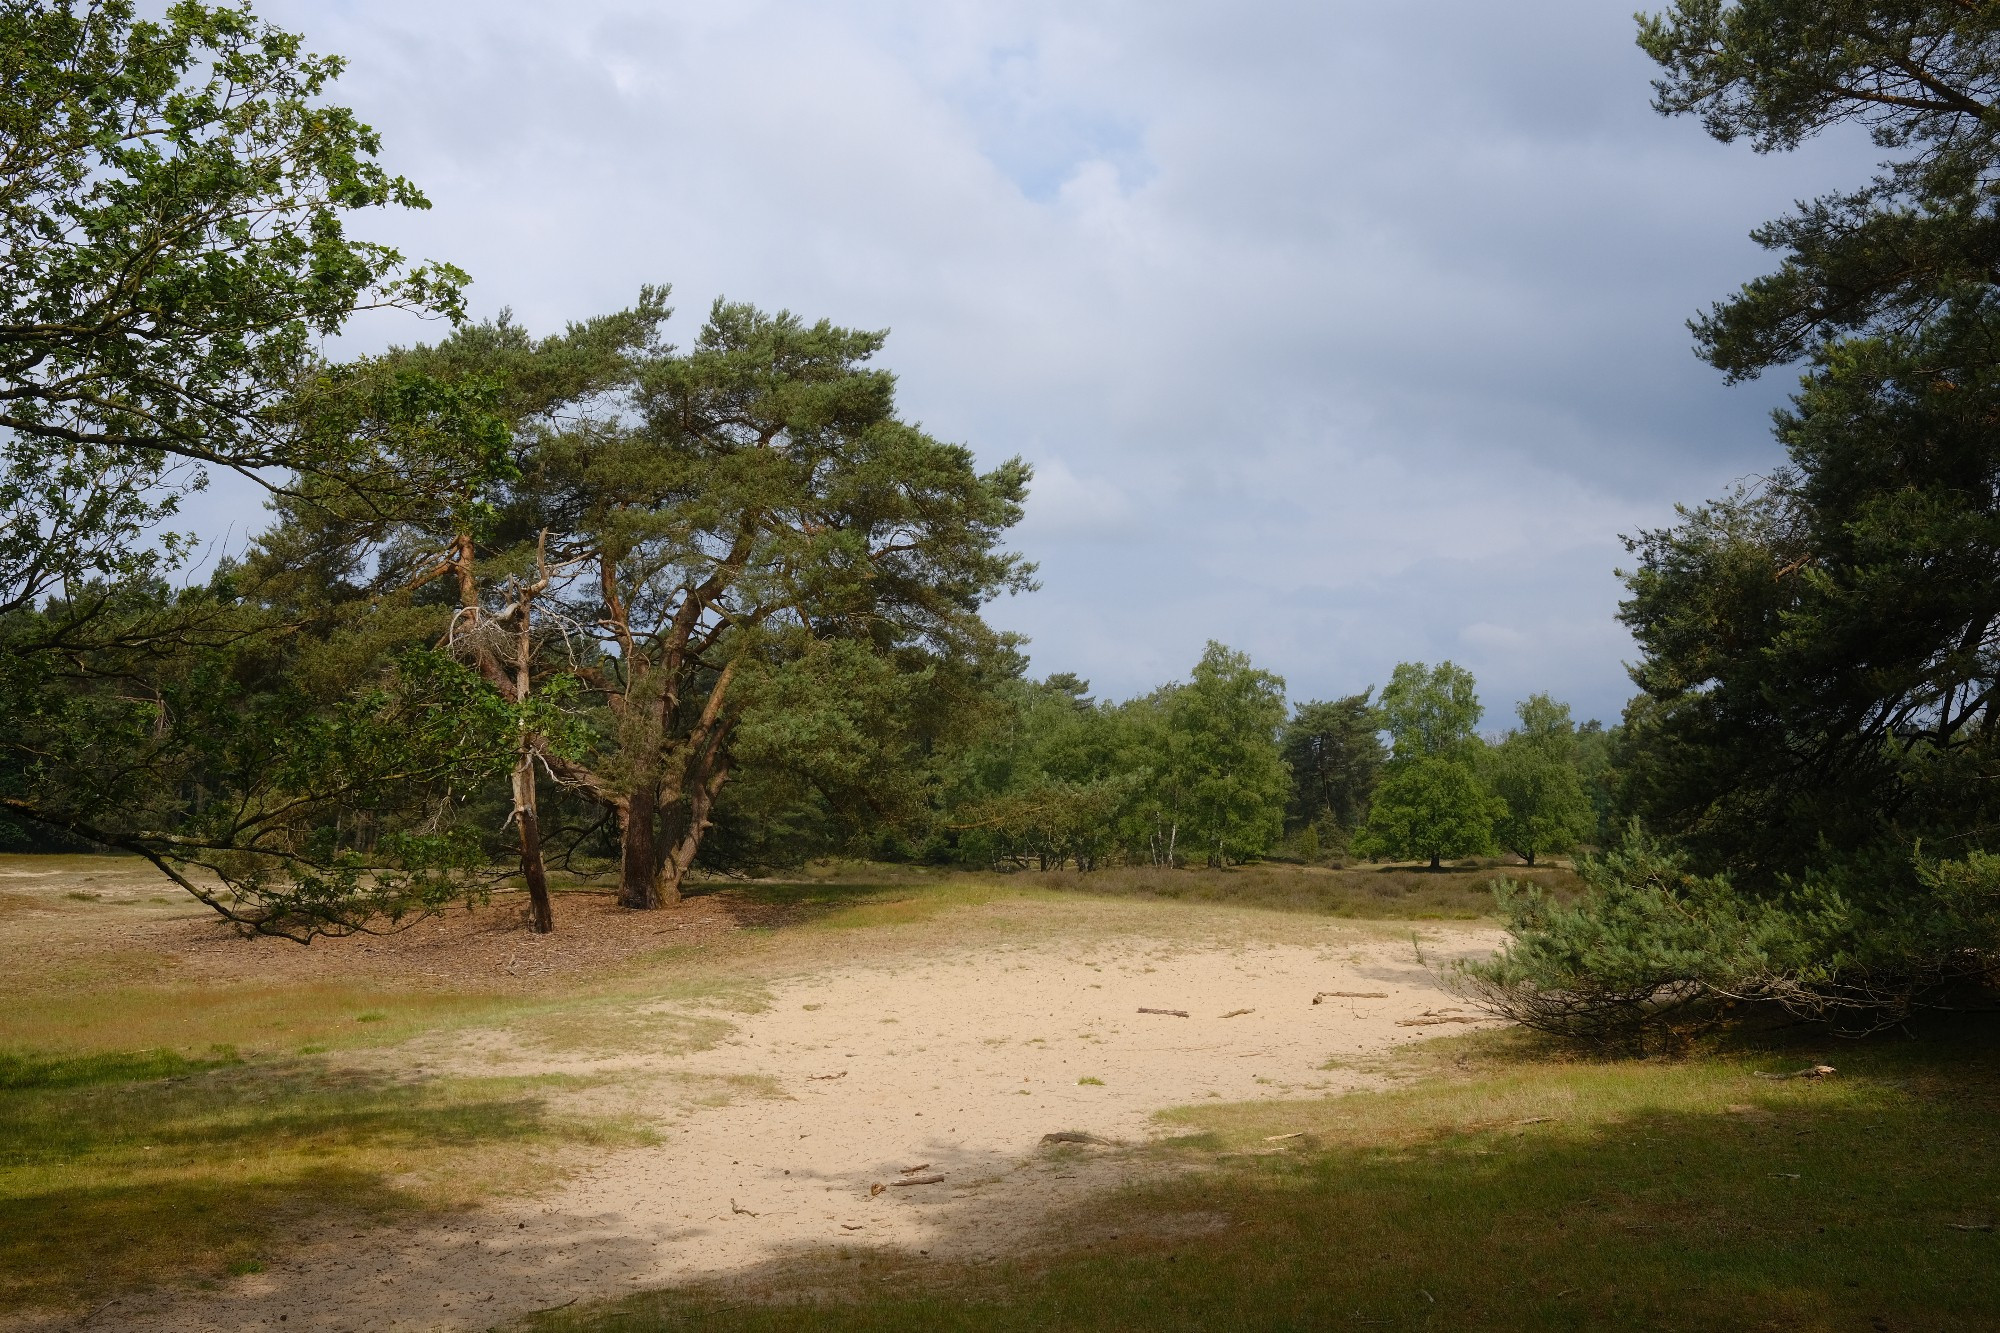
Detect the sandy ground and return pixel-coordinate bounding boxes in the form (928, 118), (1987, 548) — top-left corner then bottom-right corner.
(72, 922), (1503, 1333)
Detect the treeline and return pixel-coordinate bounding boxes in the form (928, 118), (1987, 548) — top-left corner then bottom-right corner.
(914, 652), (1615, 875)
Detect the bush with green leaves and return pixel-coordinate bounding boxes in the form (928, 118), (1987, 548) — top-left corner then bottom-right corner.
(1461, 837), (2000, 1042)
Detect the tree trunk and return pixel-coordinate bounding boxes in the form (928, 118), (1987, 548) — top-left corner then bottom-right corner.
(512, 754), (554, 933)
(1524, 849), (1537, 867)
(1429, 851), (1441, 870)
(657, 763), (729, 905)
(619, 789), (661, 909)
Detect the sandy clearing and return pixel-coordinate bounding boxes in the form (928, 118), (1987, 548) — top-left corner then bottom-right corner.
(77, 922), (1502, 1333)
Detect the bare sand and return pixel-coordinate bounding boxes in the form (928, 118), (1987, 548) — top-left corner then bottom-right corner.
(80, 921), (1502, 1332)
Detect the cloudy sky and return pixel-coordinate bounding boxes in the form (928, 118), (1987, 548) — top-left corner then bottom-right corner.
(214, 0), (1873, 725)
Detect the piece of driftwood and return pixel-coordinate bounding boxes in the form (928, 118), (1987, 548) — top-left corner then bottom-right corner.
(1313, 991), (1389, 1003)
(809, 1070), (848, 1081)
(730, 1199), (758, 1217)
(1041, 1131), (1113, 1146)
(1396, 1015), (1482, 1027)
(890, 1174), (945, 1186)
(1138, 1007), (1189, 1017)
(900, 1163), (933, 1174)
(1220, 1008), (1255, 1018)
(1754, 1064), (1836, 1080)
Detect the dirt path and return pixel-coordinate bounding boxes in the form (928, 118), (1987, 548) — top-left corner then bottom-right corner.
(85, 923), (1501, 1332)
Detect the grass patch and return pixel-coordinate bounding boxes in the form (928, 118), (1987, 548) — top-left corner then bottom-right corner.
(521, 1020), (2000, 1333)
(0, 981), (515, 1058)
(0, 1050), (644, 1313)
(1002, 861), (1580, 921)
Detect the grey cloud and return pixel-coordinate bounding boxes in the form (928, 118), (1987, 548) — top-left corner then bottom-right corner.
(221, 0), (1882, 721)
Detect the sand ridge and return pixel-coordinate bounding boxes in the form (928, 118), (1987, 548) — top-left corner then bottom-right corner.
(80, 923), (1502, 1332)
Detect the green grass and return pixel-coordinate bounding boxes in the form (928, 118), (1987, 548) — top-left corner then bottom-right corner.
(1010, 860), (1581, 920)
(0, 1048), (644, 1311)
(521, 1021), (2000, 1333)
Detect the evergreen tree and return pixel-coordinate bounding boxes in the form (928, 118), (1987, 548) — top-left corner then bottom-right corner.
(1485, 695), (1594, 866)
(1281, 692), (1384, 845)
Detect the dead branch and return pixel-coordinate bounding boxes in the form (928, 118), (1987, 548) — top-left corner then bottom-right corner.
(1138, 1007), (1189, 1017)
(1314, 991), (1389, 1003)
(1754, 1064), (1836, 1080)
(889, 1174), (945, 1187)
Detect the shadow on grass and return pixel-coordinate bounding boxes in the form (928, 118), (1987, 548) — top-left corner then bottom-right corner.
(686, 862), (1583, 934)
(1018, 861), (1582, 921)
(522, 1020), (2000, 1333)
(0, 1051), (584, 1312)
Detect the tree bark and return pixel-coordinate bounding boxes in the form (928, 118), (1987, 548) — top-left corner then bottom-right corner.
(513, 755), (554, 933)
(619, 788), (661, 909)
(656, 760), (728, 905)
(1429, 851), (1441, 870)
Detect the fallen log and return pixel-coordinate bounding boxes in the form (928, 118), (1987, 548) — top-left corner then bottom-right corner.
(890, 1174), (945, 1187)
(1754, 1064), (1836, 1081)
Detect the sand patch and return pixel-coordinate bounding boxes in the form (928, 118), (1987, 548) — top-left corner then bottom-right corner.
(77, 923), (1500, 1332)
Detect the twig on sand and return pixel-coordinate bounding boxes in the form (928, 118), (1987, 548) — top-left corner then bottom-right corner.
(1138, 1007), (1189, 1017)
(1397, 1015), (1482, 1027)
(808, 1070), (848, 1081)
(731, 1199), (759, 1216)
(890, 1174), (945, 1187)
(1754, 1064), (1836, 1080)
(1313, 991), (1388, 1003)
(77, 1297), (121, 1326)
(1041, 1131), (1112, 1146)
(1220, 1008), (1255, 1018)
(528, 1296), (579, 1314)
(900, 1163), (933, 1174)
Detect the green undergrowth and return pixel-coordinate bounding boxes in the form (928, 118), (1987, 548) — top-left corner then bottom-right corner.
(522, 1021), (2000, 1333)
(0, 1047), (646, 1312)
(705, 860), (1569, 936)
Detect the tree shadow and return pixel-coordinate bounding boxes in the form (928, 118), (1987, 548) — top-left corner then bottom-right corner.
(520, 1019), (2000, 1332)
(0, 1052), (572, 1312)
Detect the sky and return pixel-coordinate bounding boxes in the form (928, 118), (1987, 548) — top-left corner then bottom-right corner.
(193, 0), (1877, 725)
